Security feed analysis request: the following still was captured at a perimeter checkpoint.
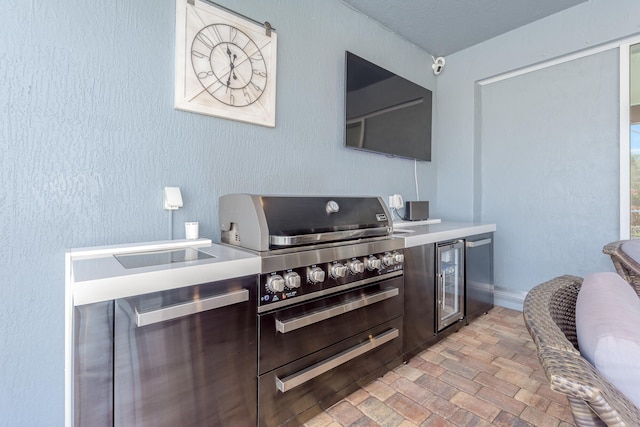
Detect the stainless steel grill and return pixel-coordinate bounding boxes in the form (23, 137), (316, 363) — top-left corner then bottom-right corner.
(219, 194), (405, 427)
(219, 194), (403, 310)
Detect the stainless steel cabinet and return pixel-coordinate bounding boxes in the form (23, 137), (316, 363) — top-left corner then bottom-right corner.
(402, 243), (436, 360)
(113, 275), (257, 427)
(73, 275), (257, 427)
(403, 233), (494, 361)
(403, 239), (467, 361)
(465, 233), (494, 322)
(73, 301), (114, 427)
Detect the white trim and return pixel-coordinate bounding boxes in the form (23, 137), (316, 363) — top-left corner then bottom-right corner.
(65, 251), (72, 427)
(493, 286), (527, 312)
(621, 43), (631, 240)
(68, 238), (212, 259)
(478, 34), (640, 86)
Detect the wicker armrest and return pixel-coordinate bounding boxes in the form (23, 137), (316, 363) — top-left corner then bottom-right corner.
(523, 275), (640, 427)
(603, 240), (640, 296)
(523, 275), (582, 354)
(538, 347), (640, 426)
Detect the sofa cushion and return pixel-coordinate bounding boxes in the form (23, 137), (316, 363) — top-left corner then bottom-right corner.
(576, 272), (640, 408)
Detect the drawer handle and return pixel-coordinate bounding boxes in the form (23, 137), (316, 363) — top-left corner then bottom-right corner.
(275, 328), (399, 393)
(135, 289), (248, 327)
(274, 288), (399, 334)
(466, 238), (492, 248)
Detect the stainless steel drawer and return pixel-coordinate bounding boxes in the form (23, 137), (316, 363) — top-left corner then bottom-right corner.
(258, 317), (403, 427)
(258, 277), (403, 374)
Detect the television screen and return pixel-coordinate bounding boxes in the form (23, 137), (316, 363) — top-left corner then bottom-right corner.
(345, 51), (432, 161)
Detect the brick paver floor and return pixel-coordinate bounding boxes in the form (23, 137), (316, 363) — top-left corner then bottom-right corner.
(304, 306), (575, 427)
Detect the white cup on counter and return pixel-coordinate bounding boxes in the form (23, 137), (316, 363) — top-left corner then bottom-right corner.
(185, 221), (199, 240)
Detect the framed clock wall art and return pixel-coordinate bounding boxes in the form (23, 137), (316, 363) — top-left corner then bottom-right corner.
(175, 0), (277, 127)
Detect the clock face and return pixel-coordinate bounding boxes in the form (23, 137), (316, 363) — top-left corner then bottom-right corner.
(175, 0), (277, 127)
(191, 24), (268, 107)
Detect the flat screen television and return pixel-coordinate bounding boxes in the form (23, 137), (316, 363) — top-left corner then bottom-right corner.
(344, 51), (432, 161)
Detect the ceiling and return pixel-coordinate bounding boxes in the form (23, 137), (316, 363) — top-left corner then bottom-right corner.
(342, 0), (588, 57)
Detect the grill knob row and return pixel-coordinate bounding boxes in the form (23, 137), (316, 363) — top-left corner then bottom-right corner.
(266, 252), (403, 292)
(267, 272), (302, 292)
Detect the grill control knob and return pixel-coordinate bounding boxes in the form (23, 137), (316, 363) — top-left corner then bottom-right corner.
(330, 263), (348, 279)
(266, 275), (285, 293)
(393, 252), (405, 264)
(366, 256), (382, 271)
(347, 259), (365, 274)
(325, 200), (340, 214)
(284, 272), (301, 288)
(382, 253), (396, 267)
(308, 267), (325, 283)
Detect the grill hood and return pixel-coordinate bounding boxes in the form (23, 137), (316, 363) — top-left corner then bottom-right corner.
(219, 194), (393, 252)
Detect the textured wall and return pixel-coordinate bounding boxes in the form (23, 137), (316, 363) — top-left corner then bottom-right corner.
(0, 0), (436, 424)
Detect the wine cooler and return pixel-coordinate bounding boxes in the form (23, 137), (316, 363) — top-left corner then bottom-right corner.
(436, 240), (465, 331)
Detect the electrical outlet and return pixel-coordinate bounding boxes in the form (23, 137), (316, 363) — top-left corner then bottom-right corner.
(388, 194), (403, 209)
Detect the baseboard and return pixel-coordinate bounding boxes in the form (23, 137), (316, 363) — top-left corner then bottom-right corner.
(493, 286), (527, 312)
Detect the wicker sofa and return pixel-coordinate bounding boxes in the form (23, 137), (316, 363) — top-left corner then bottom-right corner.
(523, 275), (640, 426)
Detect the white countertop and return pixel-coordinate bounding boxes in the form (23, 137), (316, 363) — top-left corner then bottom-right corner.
(392, 221), (496, 248)
(68, 239), (260, 306)
(67, 222), (495, 305)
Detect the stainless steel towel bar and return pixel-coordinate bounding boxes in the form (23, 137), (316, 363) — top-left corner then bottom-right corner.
(135, 289), (249, 327)
(275, 288), (399, 333)
(275, 328), (399, 393)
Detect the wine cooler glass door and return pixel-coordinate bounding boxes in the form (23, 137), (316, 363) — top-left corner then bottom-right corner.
(436, 240), (465, 331)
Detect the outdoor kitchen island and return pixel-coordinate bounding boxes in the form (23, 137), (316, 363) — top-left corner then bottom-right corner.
(66, 220), (495, 427)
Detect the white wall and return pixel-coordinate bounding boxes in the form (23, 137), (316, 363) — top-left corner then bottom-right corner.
(0, 1), (436, 424)
(436, 0), (640, 307)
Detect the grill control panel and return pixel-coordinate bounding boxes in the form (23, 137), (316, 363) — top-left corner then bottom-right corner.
(258, 250), (404, 310)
